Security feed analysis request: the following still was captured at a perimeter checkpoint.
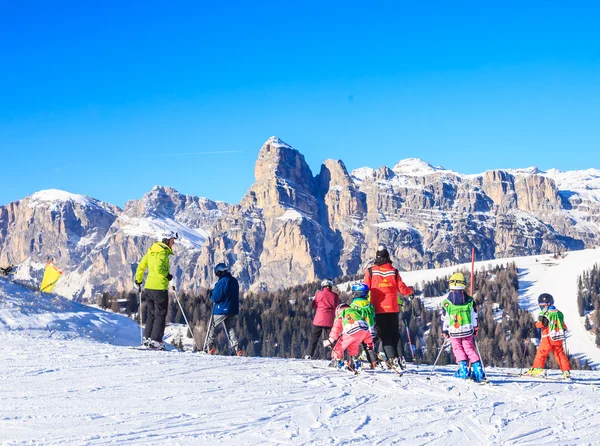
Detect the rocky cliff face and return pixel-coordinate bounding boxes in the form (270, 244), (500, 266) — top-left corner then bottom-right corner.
(1, 138), (599, 299)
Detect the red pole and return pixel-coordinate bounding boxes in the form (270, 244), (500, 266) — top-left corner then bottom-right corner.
(470, 248), (475, 296)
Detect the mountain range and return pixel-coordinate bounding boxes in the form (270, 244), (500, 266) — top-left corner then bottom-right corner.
(1, 136), (599, 300)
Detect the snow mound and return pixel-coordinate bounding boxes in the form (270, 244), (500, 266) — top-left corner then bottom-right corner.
(392, 158), (446, 176)
(0, 278), (139, 346)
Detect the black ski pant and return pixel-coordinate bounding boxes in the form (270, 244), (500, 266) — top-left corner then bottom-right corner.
(375, 312), (404, 360)
(143, 289), (169, 342)
(305, 324), (331, 358)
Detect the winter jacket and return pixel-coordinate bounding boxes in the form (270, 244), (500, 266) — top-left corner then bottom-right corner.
(329, 304), (372, 343)
(135, 242), (173, 291)
(363, 262), (413, 314)
(211, 272), (240, 315)
(441, 290), (478, 338)
(536, 306), (567, 342)
(312, 288), (340, 327)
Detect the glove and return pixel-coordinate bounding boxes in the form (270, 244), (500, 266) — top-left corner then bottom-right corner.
(442, 331), (449, 339)
(166, 274), (173, 281)
(323, 339), (332, 348)
(308, 295), (316, 301)
(537, 315), (549, 328)
(408, 293), (415, 300)
(135, 281), (142, 291)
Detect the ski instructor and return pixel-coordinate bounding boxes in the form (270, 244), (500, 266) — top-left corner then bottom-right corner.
(363, 245), (414, 368)
(134, 231), (177, 349)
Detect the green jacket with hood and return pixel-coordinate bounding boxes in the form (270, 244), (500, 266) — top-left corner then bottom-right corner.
(135, 242), (173, 290)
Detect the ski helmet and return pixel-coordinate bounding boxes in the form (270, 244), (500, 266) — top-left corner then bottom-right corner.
(449, 272), (467, 290)
(376, 245), (390, 259)
(351, 282), (369, 298)
(321, 278), (333, 289)
(161, 231), (179, 243)
(214, 262), (228, 276)
(538, 293), (554, 306)
(335, 303), (350, 316)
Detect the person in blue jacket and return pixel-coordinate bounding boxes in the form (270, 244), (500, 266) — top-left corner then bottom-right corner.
(204, 262), (242, 356)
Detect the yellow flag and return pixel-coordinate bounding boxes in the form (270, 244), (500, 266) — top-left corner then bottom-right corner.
(40, 261), (62, 293)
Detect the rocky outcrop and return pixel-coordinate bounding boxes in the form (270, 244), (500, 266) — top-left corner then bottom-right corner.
(1, 137), (599, 300)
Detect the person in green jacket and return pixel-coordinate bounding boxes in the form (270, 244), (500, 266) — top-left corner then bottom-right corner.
(135, 231), (177, 349)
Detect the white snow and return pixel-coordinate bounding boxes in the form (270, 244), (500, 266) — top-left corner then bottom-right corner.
(117, 215), (208, 250)
(276, 208), (304, 221)
(2, 270), (600, 444)
(350, 167), (375, 183)
(29, 189), (92, 207)
(373, 221), (422, 236)
(0, 278), (139, 345)
(392, 158), (448, 176)
(263, 136), (293, 150)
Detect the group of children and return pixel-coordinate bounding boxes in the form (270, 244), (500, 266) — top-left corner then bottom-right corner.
(320, 271), (571, 381)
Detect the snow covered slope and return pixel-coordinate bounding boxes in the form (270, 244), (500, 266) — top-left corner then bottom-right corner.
(0, 278), (139, 345)
(1, 332), (599, 445)
(2, 273), (600, 444)
(399, 248), (600, 368)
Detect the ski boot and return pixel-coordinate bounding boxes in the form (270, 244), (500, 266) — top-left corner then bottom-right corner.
(142, 337), (152, 347)
(562, 370), (571, 380)
(149, 340), (166, 350)
(523, 367), (545, 376)
(454, 360), (470, 379)
(471, 361), (486, 383)
(396, 356), (407, 370)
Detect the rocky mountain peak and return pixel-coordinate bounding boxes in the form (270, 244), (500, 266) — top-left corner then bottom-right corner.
(243, 137), (318, 218)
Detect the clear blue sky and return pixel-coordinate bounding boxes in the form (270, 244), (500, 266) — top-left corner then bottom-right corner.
(1, 1), (599, 207)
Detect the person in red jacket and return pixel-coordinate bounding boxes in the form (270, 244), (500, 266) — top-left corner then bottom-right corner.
(304, 278), (340, 359)
(363, 245), (414, 368)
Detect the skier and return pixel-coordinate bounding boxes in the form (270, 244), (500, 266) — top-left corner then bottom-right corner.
(324, 283), (378, 370)
(363, 245), (414, 369)
(441, 272), (486, 383)
(204, 263), (242, 356)
(524, 293), (571, 379)
(134, 231), (177, 350)
(304, 278), (340, 359)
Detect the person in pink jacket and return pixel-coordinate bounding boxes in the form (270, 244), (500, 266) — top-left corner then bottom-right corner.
(304, 279), (340, 359)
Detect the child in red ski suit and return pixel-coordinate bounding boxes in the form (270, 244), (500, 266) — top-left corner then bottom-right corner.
(526, 293), (571, 378)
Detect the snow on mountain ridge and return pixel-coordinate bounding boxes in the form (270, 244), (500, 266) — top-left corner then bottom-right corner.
(392, 158), (447, 176)
(28, 189), (118, 213)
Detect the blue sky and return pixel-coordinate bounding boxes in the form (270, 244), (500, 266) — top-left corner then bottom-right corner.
(1, 1), (599, 207)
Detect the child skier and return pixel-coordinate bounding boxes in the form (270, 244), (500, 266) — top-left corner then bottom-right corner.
(524, 293), (571, 379)
(324, 283), (378, 370)
(441, 272), (486, 383)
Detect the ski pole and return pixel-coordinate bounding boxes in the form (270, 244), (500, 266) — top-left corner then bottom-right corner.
(172, 285), (200, 352)
(427, 338), (448, 380)
(519, 338), (529, 375)
(404, 319), (416, 362)
(202, 293), (214, 353)
(474, 340), (487, 376)
(137, 285), (143, 345)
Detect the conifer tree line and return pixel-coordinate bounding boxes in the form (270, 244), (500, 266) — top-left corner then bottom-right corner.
(576, 264), (600, 348)
(100, 264), (589, 369)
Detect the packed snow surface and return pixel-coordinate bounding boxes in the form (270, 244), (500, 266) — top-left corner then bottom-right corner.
(2, 265), (600, 445)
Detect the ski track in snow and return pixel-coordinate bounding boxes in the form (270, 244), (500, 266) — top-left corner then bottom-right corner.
(1, 333), (600, 446)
